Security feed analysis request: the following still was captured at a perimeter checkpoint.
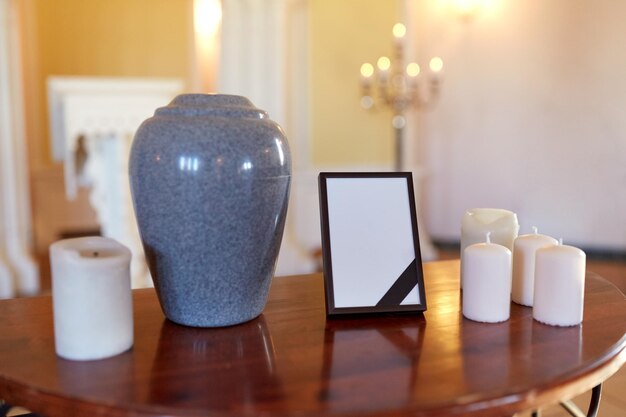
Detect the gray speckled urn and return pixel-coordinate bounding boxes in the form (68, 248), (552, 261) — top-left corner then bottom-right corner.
(129, 94), (291, 327)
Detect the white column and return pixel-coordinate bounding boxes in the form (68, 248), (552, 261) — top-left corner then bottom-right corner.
(220, 0), (317, 275)
(400, 0), (438, 261)
(0, 0), (40, 298)
(219, 0), (290, 125)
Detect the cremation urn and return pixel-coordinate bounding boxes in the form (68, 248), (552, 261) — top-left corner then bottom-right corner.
(129, 94), (291, 327)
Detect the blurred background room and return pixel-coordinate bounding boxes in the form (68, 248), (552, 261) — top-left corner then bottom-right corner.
(1, 0), (625, 294)
(1, 1), (626, 415)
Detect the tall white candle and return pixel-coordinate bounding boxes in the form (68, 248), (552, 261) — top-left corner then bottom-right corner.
(462, 232), (512, 323)
(50, 237), (133, 361)
(461, 208), (519, 288)
(511, 227), (558, 307)
(533, 240), (586, 327)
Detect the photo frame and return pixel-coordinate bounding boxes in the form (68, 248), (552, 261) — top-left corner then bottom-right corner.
(318, 172), (427, 316)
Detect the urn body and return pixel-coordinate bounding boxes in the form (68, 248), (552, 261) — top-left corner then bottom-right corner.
(129, 94), (291, 327)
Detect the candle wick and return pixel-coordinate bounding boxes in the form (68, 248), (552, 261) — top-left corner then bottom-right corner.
(93, 251), (99, 257)
(532, 226), (538, 234)
(485, 231), (491, 244)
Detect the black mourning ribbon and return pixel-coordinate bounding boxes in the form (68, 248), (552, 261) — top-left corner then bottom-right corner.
(376, 259), (418, 307)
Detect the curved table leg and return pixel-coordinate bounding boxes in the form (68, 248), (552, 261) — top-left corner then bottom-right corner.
(0, 402), (41, 417)
(559, 384), (602, 417)
(530, 383), (602, 417)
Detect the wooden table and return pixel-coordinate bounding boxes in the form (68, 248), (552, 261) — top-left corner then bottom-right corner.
(1, 260), (625, 417)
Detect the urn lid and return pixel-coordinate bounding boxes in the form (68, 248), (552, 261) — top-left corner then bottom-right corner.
(154, 94), (269, 119)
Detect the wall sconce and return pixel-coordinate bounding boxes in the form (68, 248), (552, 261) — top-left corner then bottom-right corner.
(451, 0), (500, 21)
(193, 0), (222, 92)
(194, 0), (222, 38)
(452, 0), (481, 18)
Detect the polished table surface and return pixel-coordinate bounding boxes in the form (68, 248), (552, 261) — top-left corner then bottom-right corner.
(0, 260), (625, 417)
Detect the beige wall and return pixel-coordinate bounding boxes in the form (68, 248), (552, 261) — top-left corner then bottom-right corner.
(19, 0), (193, 171)
(17, 0), (193, 254)
(309, 0), (398, 166)
(410, 0), (626, 249)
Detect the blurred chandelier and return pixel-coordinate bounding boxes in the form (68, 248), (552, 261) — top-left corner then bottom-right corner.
(359, 23), (443, 171)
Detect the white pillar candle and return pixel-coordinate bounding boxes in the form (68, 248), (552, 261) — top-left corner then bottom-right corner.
(511, 227), (558, 307)
(533, 240), (586, 327)
(462, 232), (512, 323)
(460, 208), (519, 288)
(50, 237), (133, 361)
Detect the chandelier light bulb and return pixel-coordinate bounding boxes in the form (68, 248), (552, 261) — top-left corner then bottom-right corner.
(392, 23), (406, 39)
(406, 62), (420, 77)
(429, 57), (444, 73)
(360, 96), (374, 109)
(360, 63), (374, 78)
(392, 115), (406, 129)
(377, 56), (391, 71)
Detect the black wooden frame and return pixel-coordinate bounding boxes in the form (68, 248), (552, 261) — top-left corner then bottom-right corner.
(318, 172), (427, 317)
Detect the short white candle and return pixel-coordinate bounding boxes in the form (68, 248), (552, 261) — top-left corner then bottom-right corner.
(462, 232), (512, 323)
(461, 208), (519, 288)
(511, 227), (558, 307)
(50, 237), (133, 361)
(533, 240), (586, 327)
